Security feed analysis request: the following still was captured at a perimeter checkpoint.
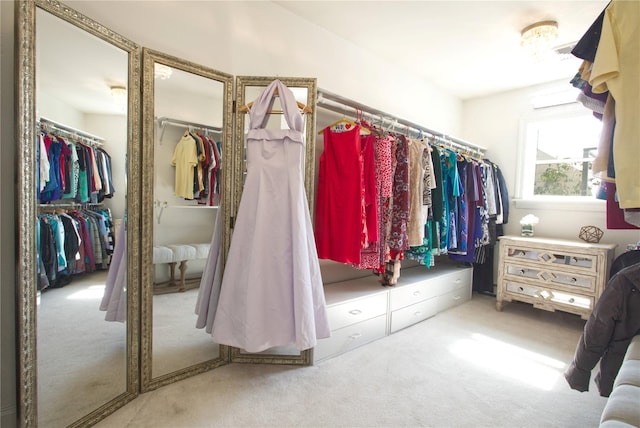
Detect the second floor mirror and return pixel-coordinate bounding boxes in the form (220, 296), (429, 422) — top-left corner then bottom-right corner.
(140, 48), (234, 391)
(17, 0), (141, 426)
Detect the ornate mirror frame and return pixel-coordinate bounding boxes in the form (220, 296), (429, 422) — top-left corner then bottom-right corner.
(140, 48), (234, 392)
(16, 0), (141, 426)
(230, 76), (318, 365)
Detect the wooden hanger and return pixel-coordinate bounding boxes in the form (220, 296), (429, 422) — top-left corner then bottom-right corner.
(318, 118), (371, 135)
(238, 88), (313, 114)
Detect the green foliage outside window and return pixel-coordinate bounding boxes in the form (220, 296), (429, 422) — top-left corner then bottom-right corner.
(534, 163), (584, 196)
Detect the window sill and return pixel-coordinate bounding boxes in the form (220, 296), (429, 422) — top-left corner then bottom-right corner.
(513, 197), (605, 212)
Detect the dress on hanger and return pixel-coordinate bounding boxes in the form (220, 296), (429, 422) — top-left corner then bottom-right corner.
(100, 218), (126, 322)
(210, 79), (330, 353)
(315, 122), (364, 264)
(195, 211), (223, 333)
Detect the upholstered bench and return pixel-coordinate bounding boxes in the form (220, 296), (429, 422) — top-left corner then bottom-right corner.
(599, 335), (640, 427)
(152, 244), (210, 293)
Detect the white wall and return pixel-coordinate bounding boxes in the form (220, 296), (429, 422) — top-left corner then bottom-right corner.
(59, 1), (465, 285)
(37, 92), (84, 130)
(66, 0), (462, 136)
(462, 79), (640, 258)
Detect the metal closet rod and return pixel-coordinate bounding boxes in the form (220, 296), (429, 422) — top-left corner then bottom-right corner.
(316, 88), (487, 155)
(39, 116), (106, 143)
(38, 202), (103, 209)
(156, 116), (222, 133)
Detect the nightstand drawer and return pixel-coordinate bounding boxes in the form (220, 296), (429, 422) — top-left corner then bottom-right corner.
(504, 263), (596, 292)
(504, 281), (593, 311)
(327, 293), (387, 331)
(505, 245), (598, 274)
(314, 314), (387, 361)
(390, 298), (438, 333)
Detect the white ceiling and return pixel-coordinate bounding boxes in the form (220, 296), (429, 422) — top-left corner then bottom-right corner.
(276, 0), (609, 100)
(36, 0), (609, 117)
(36, 8), (129, 116)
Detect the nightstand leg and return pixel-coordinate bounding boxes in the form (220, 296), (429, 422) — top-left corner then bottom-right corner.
(496, 301), (504, 312)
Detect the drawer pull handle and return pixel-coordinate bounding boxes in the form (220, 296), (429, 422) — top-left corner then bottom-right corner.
(519, 269), (526, 275)
(453, 295), (461, 300)
(414, 311), (422, 317)
(413, 291), (421, 296)
(518, 286), (524, 292)
(348, 333), (362, 340)
(349, 309), (362, 316)
(570, 277), (577, 283)
(568, 298), (575, 303)
(454, 278), (461, 283)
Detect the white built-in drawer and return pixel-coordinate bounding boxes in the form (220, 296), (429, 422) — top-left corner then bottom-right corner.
(390, 298), (438, 333)
(390, 281), (438, 311)
(428, 269), (472, 297)
(314, 314), (387, 361)
(327, 293), (387, 331)
(437, 283), (472, 313)
(392, 267), (472, 311)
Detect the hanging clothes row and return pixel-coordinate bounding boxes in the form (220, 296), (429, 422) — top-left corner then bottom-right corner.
(37, 119), (115, 204)
(570, 0), (639, 225)
(317, 88), (486, 158)
(170, 128), (222, 206)
(314, 101), (508, 287)
(37, 205), (115, 290)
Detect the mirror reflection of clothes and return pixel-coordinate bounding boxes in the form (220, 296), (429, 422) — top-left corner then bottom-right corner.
(195, 212), (222, 333)
(170, 133), (199, 199)
(101, 218), (126, 323)
(204, 80), (330, 353)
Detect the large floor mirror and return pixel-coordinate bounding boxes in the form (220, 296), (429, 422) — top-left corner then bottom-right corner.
(17, 0), (322, 424)
(16, 0), (141, 426)
(140, 48), (234, 392)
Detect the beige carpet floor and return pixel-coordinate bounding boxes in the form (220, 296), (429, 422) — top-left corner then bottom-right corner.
(37, 270), (225, 427)
(37, 270), (127, 428)
(94, 293), (607, 428)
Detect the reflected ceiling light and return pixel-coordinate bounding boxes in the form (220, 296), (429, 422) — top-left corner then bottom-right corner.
(521, 20), (559, 60)
(110, 85), (127, 112)
(154, 63), (173, 80)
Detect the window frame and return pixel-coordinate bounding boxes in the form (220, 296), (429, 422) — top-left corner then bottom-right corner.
(515, 102), (605, 211)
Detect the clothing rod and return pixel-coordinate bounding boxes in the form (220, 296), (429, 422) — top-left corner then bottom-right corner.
(156, 116), (222, 132)
(38, 202), (103, 209)
(316, 88), (486, 154)
(39, 117), (106, 142)
(156, 116), (222, 144)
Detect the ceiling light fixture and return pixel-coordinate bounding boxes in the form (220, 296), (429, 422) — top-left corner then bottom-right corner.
(110, 85), (127, 112)
(154, 63), (173, 80)
(521, 20), (559, 60)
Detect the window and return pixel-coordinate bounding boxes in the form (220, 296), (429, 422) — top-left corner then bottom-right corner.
(518, 103), (603, 200)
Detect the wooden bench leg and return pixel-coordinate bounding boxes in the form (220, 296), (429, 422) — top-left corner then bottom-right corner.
(168, 262), (177, 287)
(178, 260), (188, 292)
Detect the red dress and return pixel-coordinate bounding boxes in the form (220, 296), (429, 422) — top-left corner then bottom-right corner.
(315, 126), (364, 264)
